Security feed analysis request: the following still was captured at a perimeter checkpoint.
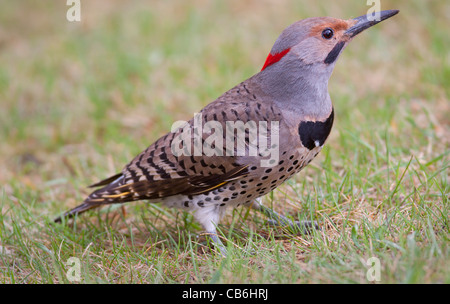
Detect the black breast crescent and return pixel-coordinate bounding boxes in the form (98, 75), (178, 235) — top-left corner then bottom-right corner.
(298, 109), (334, 150)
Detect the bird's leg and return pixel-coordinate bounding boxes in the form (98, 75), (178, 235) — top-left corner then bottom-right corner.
(248, 198), (319, 233)
(195, 209), (228, 257)
(204, 229), (228, 257)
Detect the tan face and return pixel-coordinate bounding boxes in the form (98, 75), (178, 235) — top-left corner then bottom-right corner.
(291, 18), (357, 66)
(290, 10), (399, 66)
(263, 10), (399, 71)
(309, 18), (357, 44)
(287, 18), (352, 66)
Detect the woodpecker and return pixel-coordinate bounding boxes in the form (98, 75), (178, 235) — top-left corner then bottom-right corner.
(55, 10), (399, 254)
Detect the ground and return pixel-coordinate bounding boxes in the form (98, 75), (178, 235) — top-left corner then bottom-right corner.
(0, 0), (448, 283)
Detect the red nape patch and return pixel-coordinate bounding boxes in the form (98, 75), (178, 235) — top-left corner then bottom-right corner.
(261, 48), (291, 71)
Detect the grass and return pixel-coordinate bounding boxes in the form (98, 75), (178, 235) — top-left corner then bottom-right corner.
(0, 0), (448, 284)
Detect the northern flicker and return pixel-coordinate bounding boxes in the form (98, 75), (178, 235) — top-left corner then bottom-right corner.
(55, 10), (399, 254)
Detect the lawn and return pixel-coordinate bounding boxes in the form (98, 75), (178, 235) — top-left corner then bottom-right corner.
(0, 0), (448, 284)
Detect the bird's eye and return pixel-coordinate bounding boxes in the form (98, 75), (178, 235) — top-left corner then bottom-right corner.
(322, 28), (334, 39)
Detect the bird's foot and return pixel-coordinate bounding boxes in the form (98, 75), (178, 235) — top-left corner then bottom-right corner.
(204, 231), (228, 257)
(250, 200), (319, 234)
(266, 218), (319, 234)
(203, 231), (258, 257)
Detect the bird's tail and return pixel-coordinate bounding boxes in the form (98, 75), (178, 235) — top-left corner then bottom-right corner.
(54, 173), (130, 223)
(53, 200), (101, 223)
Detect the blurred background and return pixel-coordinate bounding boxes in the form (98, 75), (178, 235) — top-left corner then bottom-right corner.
(0, 0), (448, 217)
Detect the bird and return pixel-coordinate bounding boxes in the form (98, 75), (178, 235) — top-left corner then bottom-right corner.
(55, 10), (399, 255)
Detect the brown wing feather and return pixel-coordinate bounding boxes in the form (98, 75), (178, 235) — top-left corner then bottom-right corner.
(98, 163), (249, 201)
(88, 172), (123, 188)
(55, 78), (281, 223)
(54, 164), (249, 222)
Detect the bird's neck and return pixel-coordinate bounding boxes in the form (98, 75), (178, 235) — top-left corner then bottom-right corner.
(255, 62), (333, 120)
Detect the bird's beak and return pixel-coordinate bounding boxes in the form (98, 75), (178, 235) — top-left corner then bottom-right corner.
(345, 10), (399, 38)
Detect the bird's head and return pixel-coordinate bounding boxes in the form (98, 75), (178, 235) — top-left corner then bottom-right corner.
(261, 10), (399, 73)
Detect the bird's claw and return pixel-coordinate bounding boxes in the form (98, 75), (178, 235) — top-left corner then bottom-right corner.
(266, 219), (319, 234)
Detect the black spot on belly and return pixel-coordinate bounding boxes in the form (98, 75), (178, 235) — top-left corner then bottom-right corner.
(298, 109), (334, 150)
